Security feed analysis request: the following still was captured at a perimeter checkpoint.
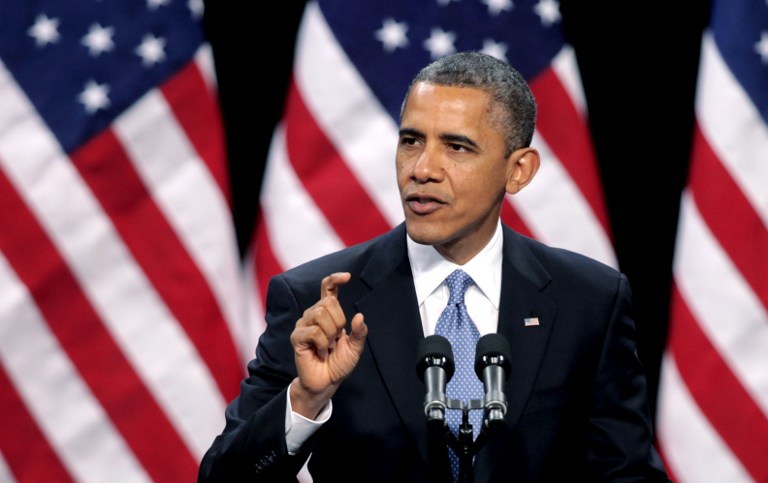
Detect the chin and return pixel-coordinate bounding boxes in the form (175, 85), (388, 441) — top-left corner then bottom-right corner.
(405, 221), (445, 246)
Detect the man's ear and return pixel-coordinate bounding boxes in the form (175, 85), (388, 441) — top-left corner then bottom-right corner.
(505, 148), (540, 194)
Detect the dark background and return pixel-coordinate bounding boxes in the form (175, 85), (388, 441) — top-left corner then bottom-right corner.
(202, 1), (713, 417)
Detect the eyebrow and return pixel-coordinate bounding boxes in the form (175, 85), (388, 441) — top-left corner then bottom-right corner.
(398, 127), (423, 139)
(440, 133), (479, 149)
(398, 128), (479, 150)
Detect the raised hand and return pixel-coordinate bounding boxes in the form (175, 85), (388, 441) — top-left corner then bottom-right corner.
(289, 272), (367, 419)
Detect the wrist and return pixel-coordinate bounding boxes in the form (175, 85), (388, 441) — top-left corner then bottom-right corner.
(289, 377), (334, 419)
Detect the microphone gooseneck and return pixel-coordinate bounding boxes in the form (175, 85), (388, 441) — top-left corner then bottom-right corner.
(474, 333), (512, 434)
(418, 333), (511, 483)
(416, 335), (455, 428)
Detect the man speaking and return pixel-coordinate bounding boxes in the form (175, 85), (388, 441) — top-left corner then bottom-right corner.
(198, 51), (671, 482)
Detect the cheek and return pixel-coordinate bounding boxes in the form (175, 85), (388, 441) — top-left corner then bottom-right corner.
(459, 166), (503, 192)
(451, 174), (482, 206)
(395, 148), (412, 170)
(395, 158), (409, 184)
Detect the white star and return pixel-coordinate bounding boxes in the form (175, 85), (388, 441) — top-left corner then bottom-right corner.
(135, 34), (166, 67)
(437, 0), (460, 5)
(480, 39), (508, 62)
(423, 27), (457, 59)
(534, 0), (561, 26)
(78, 80), (111, 113)
(147, 0), (170, 9)
(188, 0), (205, 19)
(81, 23), (115, 56)
(28, 14), (60, 47)
(375, 18), (409, 52)
(482, 0), (513, 16)
(755, 31), (768, 64)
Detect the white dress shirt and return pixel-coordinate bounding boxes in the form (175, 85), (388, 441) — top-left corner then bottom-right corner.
(408, 219), (502, 338)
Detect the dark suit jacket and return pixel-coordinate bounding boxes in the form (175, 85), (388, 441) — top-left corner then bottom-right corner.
(198, 223), (670, 482)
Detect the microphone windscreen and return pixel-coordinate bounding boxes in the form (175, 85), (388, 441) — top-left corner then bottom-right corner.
(416, 334), (455, 380)
(474, 333), (512, 377)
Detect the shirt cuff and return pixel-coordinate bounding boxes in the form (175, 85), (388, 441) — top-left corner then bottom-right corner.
(284, 388), (332, 455)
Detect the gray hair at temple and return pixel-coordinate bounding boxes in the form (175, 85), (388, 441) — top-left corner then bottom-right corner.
(401, 51), (537, 156)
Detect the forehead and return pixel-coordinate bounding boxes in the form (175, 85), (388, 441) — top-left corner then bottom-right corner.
(402, 82), (494, 126)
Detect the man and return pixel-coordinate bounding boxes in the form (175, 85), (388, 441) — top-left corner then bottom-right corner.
(198, 52), (671, 482)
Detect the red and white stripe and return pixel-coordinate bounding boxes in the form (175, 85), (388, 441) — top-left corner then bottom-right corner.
(656, 31), (768, 483)
(0, 46), (245, 483)
(511, 46), (615, 267)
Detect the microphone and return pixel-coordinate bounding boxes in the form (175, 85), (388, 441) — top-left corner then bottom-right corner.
(474, 333), (512, 434)
(416, 335), (455, 430)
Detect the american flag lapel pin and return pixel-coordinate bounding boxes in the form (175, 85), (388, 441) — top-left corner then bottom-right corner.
(524, 317), (540, 327)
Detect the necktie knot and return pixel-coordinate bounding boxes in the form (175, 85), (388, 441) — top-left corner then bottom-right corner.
(445, 269), (473, 305)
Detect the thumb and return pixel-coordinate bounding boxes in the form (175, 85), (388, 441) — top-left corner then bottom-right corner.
(348, 313), (367, 352)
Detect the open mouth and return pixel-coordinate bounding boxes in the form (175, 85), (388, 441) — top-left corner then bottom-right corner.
(405, 193), (445, 215)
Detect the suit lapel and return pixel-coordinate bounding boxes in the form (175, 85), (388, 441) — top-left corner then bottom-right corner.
(474, 227), (559, 482)
(354, 225), (441, 469)
(497, 228), (558, 430)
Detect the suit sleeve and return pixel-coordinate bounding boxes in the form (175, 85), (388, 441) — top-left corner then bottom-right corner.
(586, 273), (671, 482)
(197, 274), (316, 482)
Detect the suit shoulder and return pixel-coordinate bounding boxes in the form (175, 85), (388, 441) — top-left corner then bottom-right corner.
(273, 225), (404, 286)
(507, 228), (626, 289)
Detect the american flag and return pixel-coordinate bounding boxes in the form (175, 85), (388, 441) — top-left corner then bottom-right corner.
(245, 0), (616, 340)
(655, 0), (768, 481)
(0, 1), (247, 482)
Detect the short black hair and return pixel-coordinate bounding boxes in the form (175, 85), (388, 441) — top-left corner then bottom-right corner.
(402, 51), (537, 155)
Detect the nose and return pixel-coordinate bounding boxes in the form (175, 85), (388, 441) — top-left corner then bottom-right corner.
(411, 145), (441, 183)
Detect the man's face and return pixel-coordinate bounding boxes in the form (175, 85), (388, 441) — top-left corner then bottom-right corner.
(396, 82), (512, 264)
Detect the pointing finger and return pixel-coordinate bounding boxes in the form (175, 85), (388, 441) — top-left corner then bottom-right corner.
(321, 272), (352, 300)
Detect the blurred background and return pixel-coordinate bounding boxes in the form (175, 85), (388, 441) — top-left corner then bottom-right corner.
(3, 1), (766, 482)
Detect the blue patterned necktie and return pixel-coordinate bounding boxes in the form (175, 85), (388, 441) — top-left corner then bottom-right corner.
(435, 269), (484, 481)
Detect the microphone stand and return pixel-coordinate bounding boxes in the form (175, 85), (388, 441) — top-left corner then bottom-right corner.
(418, 333), (511, 482)
(439, 398), (497, 483)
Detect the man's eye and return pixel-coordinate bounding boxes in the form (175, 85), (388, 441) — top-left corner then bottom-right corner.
(449, 143), (468, 152)
(400, 137), (418, 146)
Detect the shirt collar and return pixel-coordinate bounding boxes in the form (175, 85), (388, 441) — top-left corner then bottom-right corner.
(407, 219), (503, 308)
